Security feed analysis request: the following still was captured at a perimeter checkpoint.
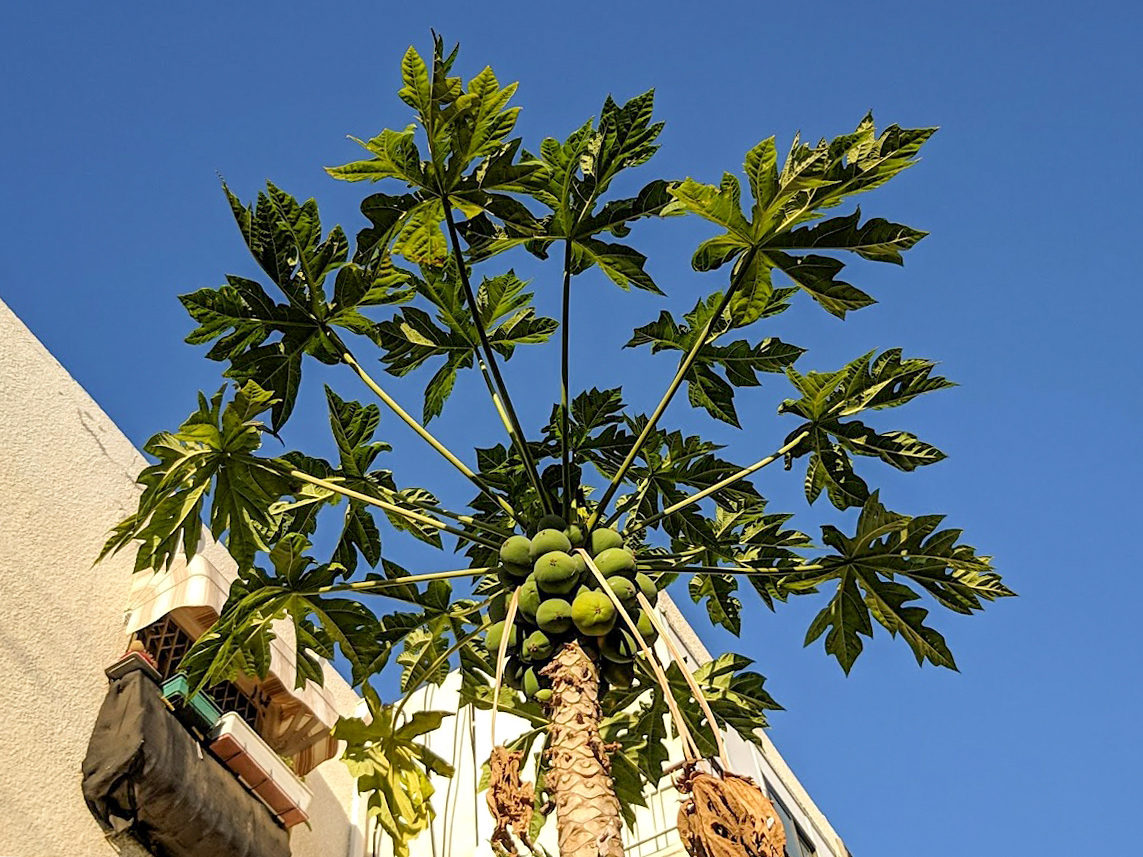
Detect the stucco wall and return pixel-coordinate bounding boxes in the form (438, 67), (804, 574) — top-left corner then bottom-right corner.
(0, 299), (364, 857)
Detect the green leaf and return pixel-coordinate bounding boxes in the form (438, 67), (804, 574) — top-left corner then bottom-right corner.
(804, 571), (870, 674)
(578, 179), (675, 238)
(806, 493), (1011, 672)
(372, 266), (556, 420)
(325, 126), (425, 186)
(766, 251), (875, 319)
(627, 298), (803, 424)
(184, 185), (391, 429)
(336, 693), (454, 857)
(465, 92), (670, 294)
(397, 46), (432, 116)
(181, 534), (387, 692)
(671, 116), (932, 320)
(744, 137), (778, 215)
(668, 174), (753, 244)
(392, 201), (448, 266)
(573, 238), (663, 294)
(664, 653), (780, 756)
(773, 208), (927, 264)
(780, 349), (953, 508)
(396, 614), (459, 693)
(451, 66), (521, 166)
(588, 90), (664, 192)
(99, 383), (291, 573)
(831, 421), (947, 471)
(689, 572), (741, 634)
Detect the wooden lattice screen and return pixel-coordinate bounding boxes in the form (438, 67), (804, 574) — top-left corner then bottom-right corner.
(135, 616), (262, 732)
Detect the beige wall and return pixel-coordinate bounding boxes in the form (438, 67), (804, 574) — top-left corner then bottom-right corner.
(0, 299), (363, 857)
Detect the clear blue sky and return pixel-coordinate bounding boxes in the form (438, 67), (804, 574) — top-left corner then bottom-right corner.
(4, 2), (1141, 854)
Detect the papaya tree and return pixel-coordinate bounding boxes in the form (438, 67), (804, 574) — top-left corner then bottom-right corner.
(103, 35), (1014, 857)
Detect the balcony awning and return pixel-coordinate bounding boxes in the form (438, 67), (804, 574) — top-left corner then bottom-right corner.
(82, 667), (290, 857)
(124, 552), (344, 768)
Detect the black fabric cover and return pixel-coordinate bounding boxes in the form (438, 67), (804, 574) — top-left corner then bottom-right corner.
(82, 667), (290, 857)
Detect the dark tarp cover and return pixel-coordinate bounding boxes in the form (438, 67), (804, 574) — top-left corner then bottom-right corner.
(82, 666), (290, 857)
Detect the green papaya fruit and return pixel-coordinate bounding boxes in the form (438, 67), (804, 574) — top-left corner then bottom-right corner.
(530, 528), (572, 559)
(522, 667), (544, 698)
(564, 524), (585, 548)
(600, 659), (633, 689)
(518, 576), (542, 622)
(635, 572), (657, 602)
(484, 621), (518, 656)
(635, 608), (658, 644)
(536, 598), (574, 634)
(589, 528), (624, 556)
(501, 561), (531, 580)
(572, 590), (616, 636)
(535, 514), (568, 534)
(503, 658), (525, 690)
(601, 628), (637, 663)
(594, 547), (636, 577)
(487, 593), (508, 623)
(571, 550), (588, 575)
(521, 629), (554, 662)
(607, 576), (637, 604)
(534, 550), (580, 594)
(500, 534), (533, 567)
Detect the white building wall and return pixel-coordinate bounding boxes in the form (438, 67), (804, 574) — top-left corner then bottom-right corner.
(0, 296), (845, 857)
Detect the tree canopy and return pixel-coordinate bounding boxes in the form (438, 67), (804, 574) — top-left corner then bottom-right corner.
(104, 34), (1013, 857)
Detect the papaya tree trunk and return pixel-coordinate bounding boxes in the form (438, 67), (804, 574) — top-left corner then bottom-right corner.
(541, 641), (625, 857)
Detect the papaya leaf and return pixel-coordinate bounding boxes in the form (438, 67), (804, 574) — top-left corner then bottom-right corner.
(182, 185), (400, 429)
(770, 207), (927, 265)
(98, 382), (293, 573)
(179, 534), (387, 692)
(669, 116), (932, 320)
(325, 125), (426, 186)
(806, 493), (1011, 673)
(336, 691), (454, 857)
(664, 653), (781, 755)
(627, 295), (803, 424)
(372, 267), (556, 421)
(779, 349), (953, 508)
(462, 92), (671, 293)
(689, 572), (741, 634)
(397, 620), (453, 692)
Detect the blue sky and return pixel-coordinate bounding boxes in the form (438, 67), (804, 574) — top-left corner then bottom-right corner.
(4, 2), (1141, 854)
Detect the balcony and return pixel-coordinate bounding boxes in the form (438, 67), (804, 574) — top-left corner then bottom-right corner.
(82, 660), (291, 857)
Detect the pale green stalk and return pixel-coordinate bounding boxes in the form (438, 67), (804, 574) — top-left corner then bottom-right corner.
(440, 204), (552, 515)
(339, 350), (517, 520)
(316, 567), (494, 595)
(287, 469), (502, 551)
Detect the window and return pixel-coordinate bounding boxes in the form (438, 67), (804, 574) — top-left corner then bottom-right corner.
(765, 784), (817, 857)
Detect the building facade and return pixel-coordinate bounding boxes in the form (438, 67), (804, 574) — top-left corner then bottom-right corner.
(0, 298), (846, 857)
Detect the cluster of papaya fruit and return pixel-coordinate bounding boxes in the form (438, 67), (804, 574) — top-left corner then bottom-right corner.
(483, 514), (660, 702)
